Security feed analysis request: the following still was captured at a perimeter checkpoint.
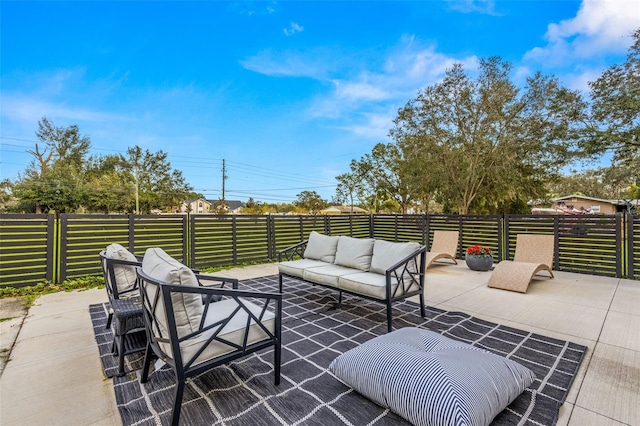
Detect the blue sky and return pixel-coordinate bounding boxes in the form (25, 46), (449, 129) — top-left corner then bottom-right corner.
(1, 0), (638, 203)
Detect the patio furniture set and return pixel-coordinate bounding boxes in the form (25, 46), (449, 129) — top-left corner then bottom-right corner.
(99, 230), (555, 426)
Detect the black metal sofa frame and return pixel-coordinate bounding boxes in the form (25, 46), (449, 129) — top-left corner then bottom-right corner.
(278, 239), (427, 332)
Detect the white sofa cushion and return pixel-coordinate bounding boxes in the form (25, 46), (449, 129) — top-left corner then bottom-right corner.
(105, 243), (138, 294)
(330, 328), (535, 426)
(141, 247), (203, 340)
(334, 236), (375, 271)
(303, 231), (340, 263)
(278, 259), (329, 278)
(337, 272), (400, 300)
(302, 264), (362, 288)
(369, 240), (421, 275)
(177, 298), (275, 367)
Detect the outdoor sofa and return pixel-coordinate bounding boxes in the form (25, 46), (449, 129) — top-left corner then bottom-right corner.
(278, 231), (427, 332)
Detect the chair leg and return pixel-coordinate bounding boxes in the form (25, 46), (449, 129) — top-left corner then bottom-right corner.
(140, 343), (153, 383)
(170, 378), (186, 426)
(118, 334), (126, 376)
(419, 292), (426, 318)
(105, 312), (113, 330)
(386, 301), (393, 333)
(278, 274), (283, 293)
(274, 341), (281, 386)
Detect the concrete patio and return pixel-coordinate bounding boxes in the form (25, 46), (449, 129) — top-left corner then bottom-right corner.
(0, 262), (638, 425)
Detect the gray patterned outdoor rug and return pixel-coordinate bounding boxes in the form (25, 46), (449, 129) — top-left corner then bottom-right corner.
(90, 274), (587, 426)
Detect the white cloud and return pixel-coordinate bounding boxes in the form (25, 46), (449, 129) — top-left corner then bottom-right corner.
(447, 0), (499, 16)
(283, 22), (304, 36)
(525, 0), (640, 63)
(240, 49), (328, 79)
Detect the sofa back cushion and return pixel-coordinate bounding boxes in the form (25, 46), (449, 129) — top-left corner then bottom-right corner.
(142, 247), (203, 339)
(105, 243), (138, 294)
(334, 236), (375, 271)
(370, 240), (422, 275)
(303, 231), (340, 263)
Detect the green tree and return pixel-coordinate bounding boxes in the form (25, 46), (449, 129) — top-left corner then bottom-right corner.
(347, 143), (415, 213)
(82, 154), (135, 213)
(584, 28), (640, 166)
(293, 190), (327, 214)
(391, 57), (585, 214)
(334, 173), (364, 212)
(126, 146), (193, 214)
(243, 197), (265, 214)
(12, 117), (91, 213)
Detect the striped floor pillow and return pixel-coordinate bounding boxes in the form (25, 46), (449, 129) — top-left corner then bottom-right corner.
(329, 327), (535, 426)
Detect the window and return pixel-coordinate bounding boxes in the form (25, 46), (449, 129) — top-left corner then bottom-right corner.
(590, 205), (601, 213)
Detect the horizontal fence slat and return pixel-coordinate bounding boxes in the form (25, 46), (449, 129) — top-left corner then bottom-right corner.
(1, 213), (638, 287)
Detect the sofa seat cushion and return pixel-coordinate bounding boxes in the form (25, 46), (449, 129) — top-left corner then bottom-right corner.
(167, 298), (275, 367)
(303, 231), (340, 263)
(369, 240), (422, 275)
(302, 264), (362, 288)
(334, 236), (375, 271)
(142, 247), (203, 340)
(329, 327), (536, 426)
(279, 259), (329, 278)
(105, 243), (138, 294)
(337, 272), (399, 300)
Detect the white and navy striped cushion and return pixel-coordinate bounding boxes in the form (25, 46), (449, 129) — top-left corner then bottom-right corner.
(329, 327), (535, 426)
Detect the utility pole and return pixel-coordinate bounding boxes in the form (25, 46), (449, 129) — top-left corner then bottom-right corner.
(221, 159), (227, 201)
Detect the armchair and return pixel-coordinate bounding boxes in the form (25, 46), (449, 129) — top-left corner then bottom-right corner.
(137, 247), (282, 426)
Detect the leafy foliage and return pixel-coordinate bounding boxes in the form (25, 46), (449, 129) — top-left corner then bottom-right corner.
(585, 28), (640, 167)
(294, 190), (327, 214)
(390, 57), (586, 214)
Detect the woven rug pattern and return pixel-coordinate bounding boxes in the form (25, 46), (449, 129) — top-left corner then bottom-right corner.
(90, 275), (587, 425)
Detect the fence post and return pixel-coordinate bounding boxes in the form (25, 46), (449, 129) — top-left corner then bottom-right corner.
(189, 214), (196, 268)
(59, 214), (68, 282)
(128, 214), (135, 253)
(627, 213), (635, 279)
(553, 215), (560, 270)
(47, 215), (55, 283)
(504, 215), (511, 261)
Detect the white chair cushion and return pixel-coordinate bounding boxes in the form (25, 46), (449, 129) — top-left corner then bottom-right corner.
(278, 259), (329, 278)
(141, 247), (203, 339)
(369, 240), (421, 275)
(105, 243), (138, 294)
(334, 236), (375, 271)
(171, 298), (276, 367)
(330, 328), (535, 426)
(302, 264), (362, 287)
(337, 272), (399, 300)
(303, 231), (340, 263)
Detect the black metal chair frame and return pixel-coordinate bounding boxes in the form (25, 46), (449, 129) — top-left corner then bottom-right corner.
(278, 240), (427, 332)
(137, 268), (282, 426)
(99, 250), (146, 376)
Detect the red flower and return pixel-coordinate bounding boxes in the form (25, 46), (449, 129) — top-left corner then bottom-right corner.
(466, 245), (492, 256)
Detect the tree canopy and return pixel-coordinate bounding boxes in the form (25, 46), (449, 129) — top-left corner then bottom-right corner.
(10, 118), (193, 214)
(584, 28), (640, 167)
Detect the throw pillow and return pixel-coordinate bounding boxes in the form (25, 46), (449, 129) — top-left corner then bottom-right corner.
(105, 243), (138, 294)
(329, 327), (536, 426)
(369, 240), (422, 275)
(303, 231), (340, 263)
(333, 236), (375, 271)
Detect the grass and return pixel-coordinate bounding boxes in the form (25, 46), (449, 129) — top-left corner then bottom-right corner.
(0, 260), (276, 305)
(0, 275), (105, 306)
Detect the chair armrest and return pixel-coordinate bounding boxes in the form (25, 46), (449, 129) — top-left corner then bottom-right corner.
(278, 240), (308, 262)
(196, 274), (239, 290)
(385, 246), (427, 298)
(385, 246), (427, 274)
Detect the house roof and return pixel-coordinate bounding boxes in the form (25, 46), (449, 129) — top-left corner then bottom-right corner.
(205, 199), (245, 210)
(552, 195), (640, 206)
